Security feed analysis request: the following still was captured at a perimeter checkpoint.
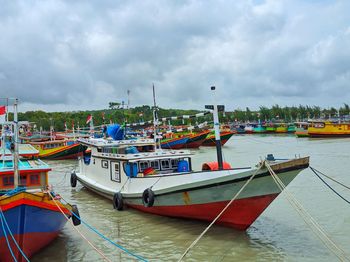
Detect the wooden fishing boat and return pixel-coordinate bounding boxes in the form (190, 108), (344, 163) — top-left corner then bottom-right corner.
(0, 100), (80, 261)
(29, 139), (87, 159)
(202, 131), (235, 146)
(183, 131), (210, 148)
(307, 121), (350, 137)
(160, 135), (189, 149)
(253, 124), (266, 133)
(275, 123), (288, 133)
(294, 122), (309, 137)
(265, 124), (276, 133)
(73, 135), (309, 231)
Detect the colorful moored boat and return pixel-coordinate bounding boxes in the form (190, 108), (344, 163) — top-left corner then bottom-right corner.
(161, 135), (189, 149)
(202, 131), (235, 146)
(307, 121), (350, 137)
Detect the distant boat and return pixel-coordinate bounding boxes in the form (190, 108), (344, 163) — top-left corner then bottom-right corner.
(29, 139), (87, 159)
(202, 131), (235, 146)
(253, 125), (266, 133)
(184, 131), (210, 148)
(275, 123), (288, 133)
(244, 124), (254, 134)
(308, 121), (350, 137)
(161, 135), (189, 149)
(265, 123), (276, 133)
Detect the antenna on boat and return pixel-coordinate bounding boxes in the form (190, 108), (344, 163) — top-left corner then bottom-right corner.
(205, 86), (224, 170)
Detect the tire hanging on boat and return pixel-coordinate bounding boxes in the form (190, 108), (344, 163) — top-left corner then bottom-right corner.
(71, 204), (81, 226)
(142, 188), (155, 207)
(113, 192), (124, 211)
(70, 172), (77, 188)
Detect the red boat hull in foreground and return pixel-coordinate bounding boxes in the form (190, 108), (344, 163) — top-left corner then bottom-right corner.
(129, 193), (278, 230)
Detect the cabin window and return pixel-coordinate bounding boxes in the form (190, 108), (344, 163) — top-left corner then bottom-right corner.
(150, 160), (160, 170)
(171, 159), (179, 168)
(110, 162), (121, 182)
(30, 174), (40, 186)
(139, 161), (149, 172)
(19, 175), (27, 186)
(161, 159), (170, 169)
(3, 176), (14, 186)
(101, 160), (109, 169)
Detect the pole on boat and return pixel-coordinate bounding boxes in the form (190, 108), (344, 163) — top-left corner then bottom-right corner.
(152, 84), (159, 149)
(13, 98), (19, 188)
(206, 86), (224, 170)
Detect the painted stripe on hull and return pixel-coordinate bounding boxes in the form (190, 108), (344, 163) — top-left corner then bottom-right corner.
(185, 133), (209, 148)
(161, 138), (189, 149)
(128, 193), (279, 230)
(202, 133), (234, 146)
(308, 133), (350, 138)
(0, 232), (59, 262)
(40, 144), (86, 159)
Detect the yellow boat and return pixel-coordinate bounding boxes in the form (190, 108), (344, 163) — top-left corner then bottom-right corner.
(275, 123), (288, 133)
(308, 121), (350, 137)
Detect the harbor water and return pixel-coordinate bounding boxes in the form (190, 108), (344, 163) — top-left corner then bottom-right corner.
(32, 135), (350, 261)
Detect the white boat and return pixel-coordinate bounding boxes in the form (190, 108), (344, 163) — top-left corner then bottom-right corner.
(72, 135), (309, 230)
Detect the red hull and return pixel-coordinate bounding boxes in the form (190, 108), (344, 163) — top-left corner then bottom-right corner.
(128, 193), (279, 230)
(0, 232), (58, 262)
(202, 132), (234, 147)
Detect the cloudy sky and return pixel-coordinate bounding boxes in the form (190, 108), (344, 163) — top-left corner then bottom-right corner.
(1, 0), (350, 112)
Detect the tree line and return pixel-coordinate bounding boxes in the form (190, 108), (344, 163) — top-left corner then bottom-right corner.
(11, 103), (350, 131)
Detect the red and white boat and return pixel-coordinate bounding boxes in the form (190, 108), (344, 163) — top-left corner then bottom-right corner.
(73, 134), (308, 230)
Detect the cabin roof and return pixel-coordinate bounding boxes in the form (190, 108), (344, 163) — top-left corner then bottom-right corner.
(0, 158), (51, 172)
(95, 149), (193, 161)
(78, 137), (155, 148)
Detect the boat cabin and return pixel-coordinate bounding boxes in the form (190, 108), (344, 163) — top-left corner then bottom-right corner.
(0, 157), (50, 193)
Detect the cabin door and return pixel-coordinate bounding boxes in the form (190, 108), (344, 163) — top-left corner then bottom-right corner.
(110, 161), (121, 183)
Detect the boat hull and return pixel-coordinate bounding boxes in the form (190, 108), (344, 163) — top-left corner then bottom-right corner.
(77, 157), (309, 230)
(184, 132), (210, 148)
(0, 193), (70, 261)
(161, 137), (189, 149)
(202, 132), (234, 146)
(39, 144), (87, 160)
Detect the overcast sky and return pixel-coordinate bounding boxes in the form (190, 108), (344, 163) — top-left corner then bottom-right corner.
(0, 0), (350, 112)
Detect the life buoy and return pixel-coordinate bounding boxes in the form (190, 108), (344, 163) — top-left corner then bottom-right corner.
(71, 204), (81, 226)
(142, 188), (155, 207)
(70, 172), (77, 188)
(113, 192), (124, 211)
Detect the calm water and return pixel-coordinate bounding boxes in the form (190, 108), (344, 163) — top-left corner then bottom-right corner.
(32, 135), (350, 261)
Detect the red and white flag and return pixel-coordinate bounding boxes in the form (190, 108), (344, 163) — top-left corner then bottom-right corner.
(86, 114), (92, 124)
(0, 106), (6, 115)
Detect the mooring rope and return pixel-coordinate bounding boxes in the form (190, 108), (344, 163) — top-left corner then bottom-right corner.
(47, 192), (112, 262)
(0, 211), (18, 262)
(0, 206), (30, 261)
(310, 167), (350, 205)
(177, 163), (264, 261)
(265, 162), (349, 261)
(309, 166), (350, 191)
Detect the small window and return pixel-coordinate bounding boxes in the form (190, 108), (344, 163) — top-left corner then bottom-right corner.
(150, 160), (159, 170)
(101, 160), (108, 169)
(30, 174), (40, 185)
(161, 159), (170, 169)
(171, 159), (179, 168)
(3, 176), (14, 186)
(139, 161), (149, 171)
(19, 175), (27, 186)
(111, 162), (120, 182)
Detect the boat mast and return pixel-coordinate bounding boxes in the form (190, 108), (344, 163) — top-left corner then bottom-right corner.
(13, 98), (19, 188)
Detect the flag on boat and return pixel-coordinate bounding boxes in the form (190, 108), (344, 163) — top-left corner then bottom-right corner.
(86, 114), (92, 124)
(0, 106), (6, 115)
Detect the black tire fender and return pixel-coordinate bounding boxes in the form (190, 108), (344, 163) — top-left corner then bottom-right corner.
(142, 188), (155, 207)
(70, 172), (77, 188)
(71, 204), (81, 226)
(113, 192), (124, 211)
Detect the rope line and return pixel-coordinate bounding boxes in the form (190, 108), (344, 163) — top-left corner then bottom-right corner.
(309, 167), (350, 205)
(47, 192), (112, 262)
(0, 206), (30, 261)
(0, 211), (17, 262)
(309, 167), (350, 191)
(177, 163), (264, 261)
(265, 162), (349, 261)
(58, 195), (148, 261)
